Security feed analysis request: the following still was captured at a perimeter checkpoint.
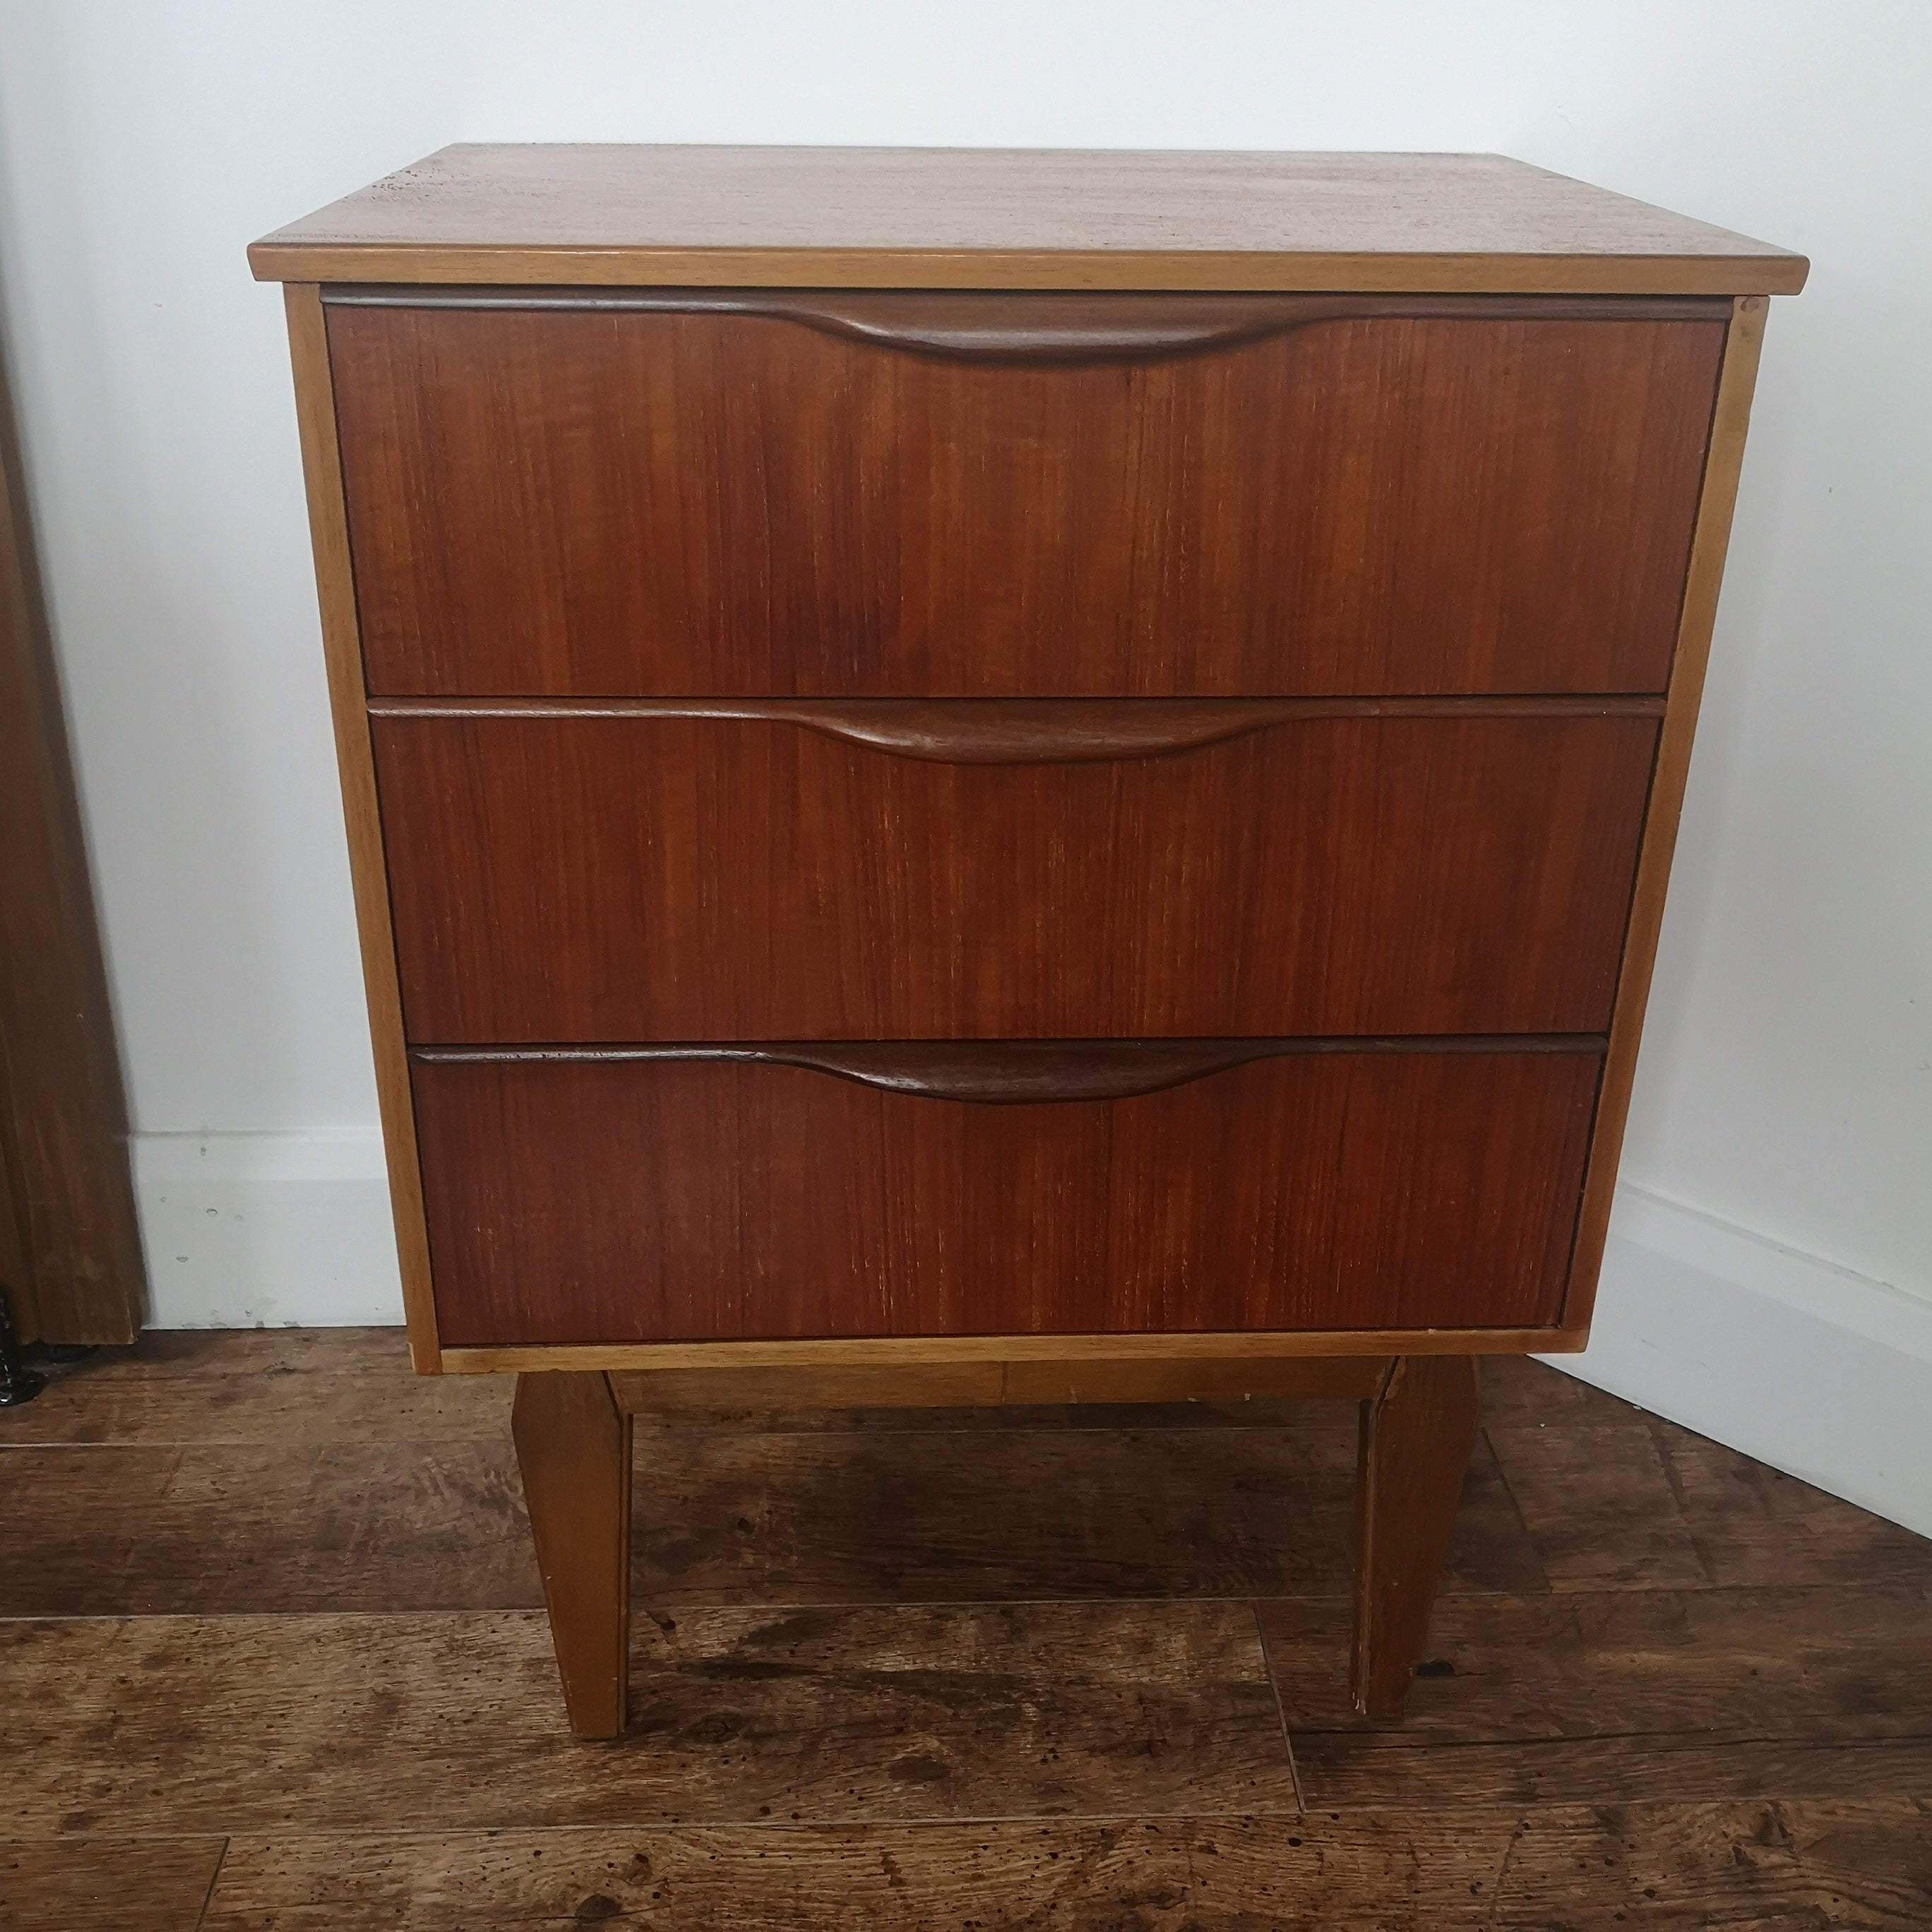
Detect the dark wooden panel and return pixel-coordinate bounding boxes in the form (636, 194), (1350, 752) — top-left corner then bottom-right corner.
(330, 298), (1724, 696)
(409, 1045), (1601, 1347)
(371, 708), (1657, 1042)
(0, 327), (143, 1343)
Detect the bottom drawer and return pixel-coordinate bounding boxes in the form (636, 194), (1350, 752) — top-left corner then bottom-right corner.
(412, 1042), (1602, 1347)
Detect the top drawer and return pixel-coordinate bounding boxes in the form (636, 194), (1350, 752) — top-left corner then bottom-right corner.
(328, 292), (1726, 699)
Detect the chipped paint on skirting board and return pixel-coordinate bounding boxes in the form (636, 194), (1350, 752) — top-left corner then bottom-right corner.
(134, 1131), (402, 1328)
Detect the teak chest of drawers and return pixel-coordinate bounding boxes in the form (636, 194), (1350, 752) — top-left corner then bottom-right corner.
(254, 147), (1804, 1738)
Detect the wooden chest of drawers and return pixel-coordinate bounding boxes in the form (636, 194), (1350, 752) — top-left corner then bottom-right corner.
(254, 146), (1803, 1739)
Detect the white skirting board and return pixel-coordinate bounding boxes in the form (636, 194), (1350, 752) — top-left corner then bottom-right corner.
(133, 1133), (1932, 1537)
(1544, 1184), (1932, 1539)
(136, 1131), (403, 1330)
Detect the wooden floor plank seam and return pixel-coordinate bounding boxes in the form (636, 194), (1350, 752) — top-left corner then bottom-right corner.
(1472, 1419), (1552, 1582)
(1477, 1816), (1528, 1932)
(1250, 1600), (1309, 1813)
(190, 1837), (229, 1932)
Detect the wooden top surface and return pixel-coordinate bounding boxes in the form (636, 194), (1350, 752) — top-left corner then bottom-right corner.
(250, 145), (1806, 294)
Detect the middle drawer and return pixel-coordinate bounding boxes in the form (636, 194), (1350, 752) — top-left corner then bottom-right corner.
(370, 700), (1658, 1044)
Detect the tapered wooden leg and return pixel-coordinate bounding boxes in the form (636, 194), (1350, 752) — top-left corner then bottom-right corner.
(511, 1369), (633, 1739)
(1351, 1354), (1481, 1718)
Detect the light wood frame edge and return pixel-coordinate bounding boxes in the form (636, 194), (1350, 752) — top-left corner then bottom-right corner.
(282, 282), (442, 1373)
(443, 1325), (1580, 1376)
(609, 1352), (1395, 1413)
(1558, 294), (1770, 1337)
(249, 244), (1808, 297)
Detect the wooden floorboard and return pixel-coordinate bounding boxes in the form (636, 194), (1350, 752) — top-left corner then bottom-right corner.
(2, 1417), (1542, 1619)
(172, 1804), (1932, 1928)
(1265, 1586), (1932, 1808)
(1485, 1411), (1715, 1589)
(3, 1603), (1296, 1835)
(1495, 1799), (1932, 1928)
(1479, 1353), (1620, 1424)
(1651, 1417), (1932, 1590)
(0, 1328), (510, 1443)
(2, 1328), (1929, 1930)
(633, 1417), (1546, 1607)
(0, 1839), (226, 1931)
(198, 1815), (1517, 1930)
(0, 1441), (539, 1614)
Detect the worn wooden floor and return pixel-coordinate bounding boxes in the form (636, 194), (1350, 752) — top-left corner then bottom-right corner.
(2, 1331), (1929, 1929)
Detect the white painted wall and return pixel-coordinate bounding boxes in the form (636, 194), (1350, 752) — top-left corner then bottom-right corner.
(1, 4), (1926, 1519)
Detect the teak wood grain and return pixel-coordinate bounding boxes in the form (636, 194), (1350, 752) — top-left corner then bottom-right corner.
(247, 145), (1808, 294)
(371, 706), (1658, 1043)
(409, 1045), (1601, 1347)
(1352, 1355), (1484, 1717)
(329, 297), (1724, 698)
(511, 1370), (632, 1739)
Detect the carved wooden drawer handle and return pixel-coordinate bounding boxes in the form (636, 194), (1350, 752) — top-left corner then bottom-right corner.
(331, 290), (1364, 364)
(715, 293), (1335, 363)
(414, 1036), (1602, 1106)
(369, 696), (1659, 767)
(327, 287), (1731, 366)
